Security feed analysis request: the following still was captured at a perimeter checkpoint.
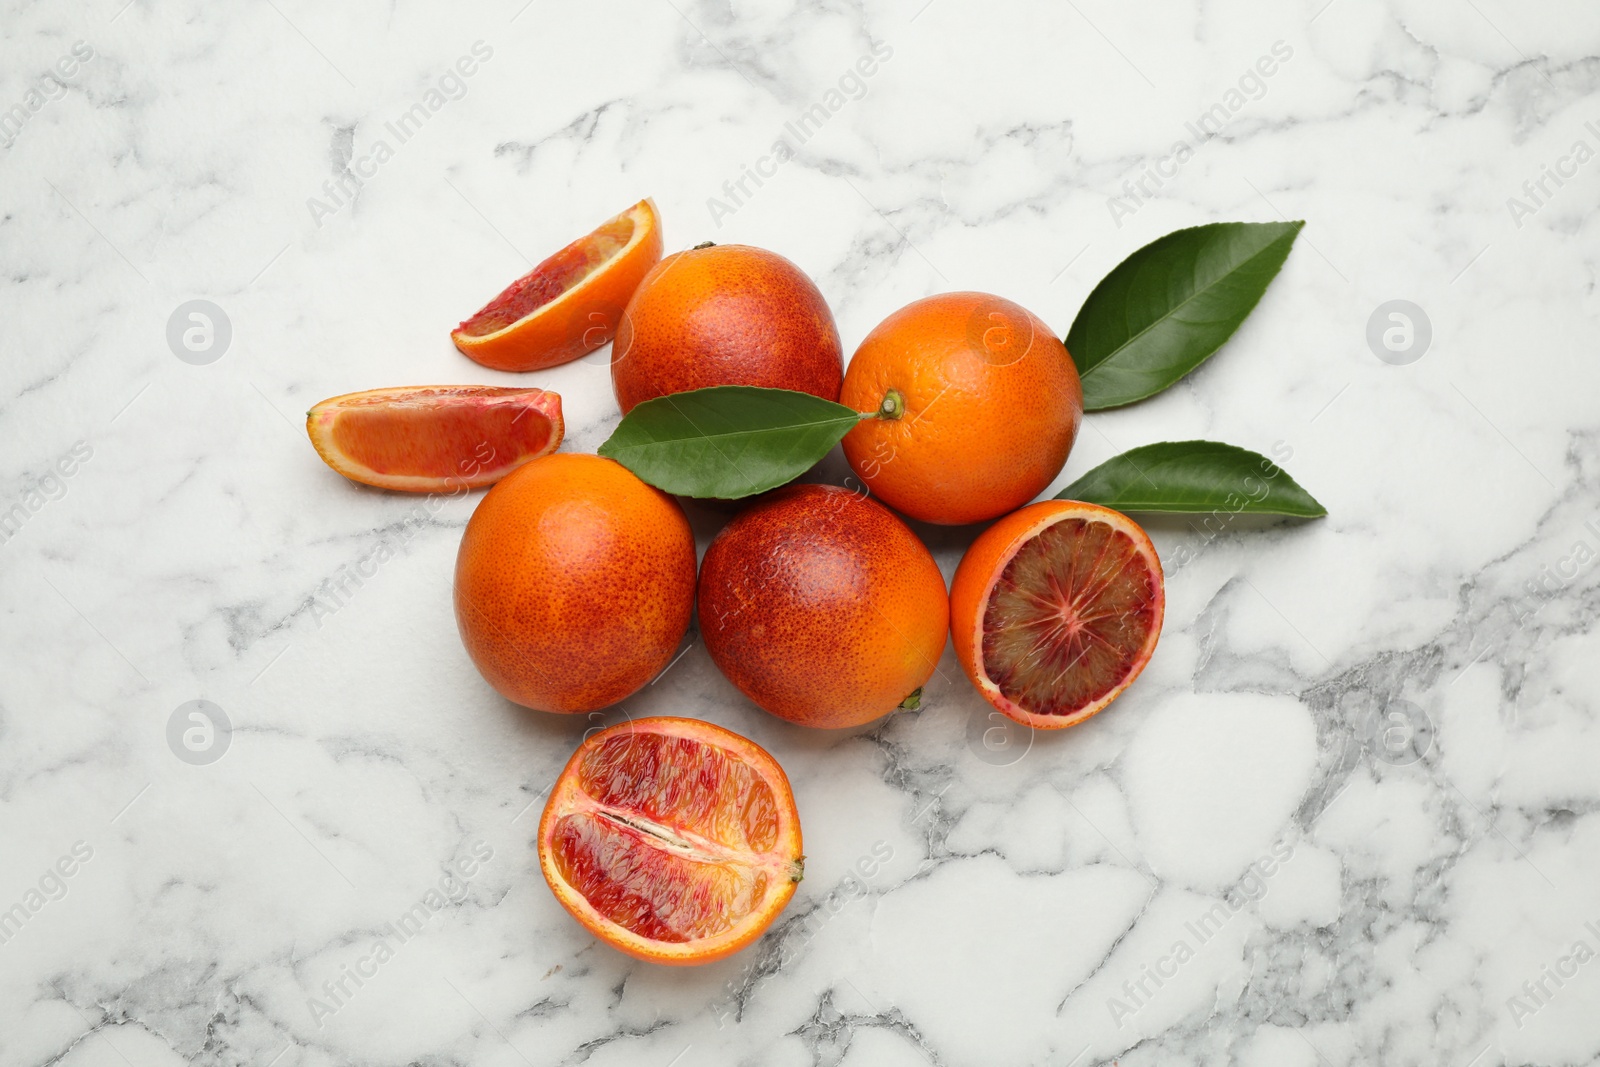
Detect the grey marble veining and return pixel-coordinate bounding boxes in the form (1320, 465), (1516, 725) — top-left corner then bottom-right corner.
(2, 1), (1599, 1065)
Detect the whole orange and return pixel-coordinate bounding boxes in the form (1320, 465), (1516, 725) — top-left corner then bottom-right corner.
(611, 243), (843, 414)
(697, 484), (949, 729)
(454, 453), (695, 713)
(840, 292), (1082, 525)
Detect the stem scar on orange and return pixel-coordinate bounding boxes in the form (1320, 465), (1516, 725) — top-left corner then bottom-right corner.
(951, 500), (1163, 729)
(538, 717), (804, 965)
(840, 292), (1083, 526)
(452, 199), (662, 372)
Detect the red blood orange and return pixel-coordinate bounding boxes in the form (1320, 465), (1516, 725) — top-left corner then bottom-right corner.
(611, 243), (843, 414)
(950, 500), (1163, 729)
(538, 717), (803, 965)
(452, 199), (661, 372)
(306, 385), (562, 492)
(697, 484), (949, 729)
(454, 454), (695, 713)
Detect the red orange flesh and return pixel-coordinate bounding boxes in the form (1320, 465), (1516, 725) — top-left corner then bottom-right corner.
(951, 501), (1163, 729)
(538, 717), (803, 965)
(453, 199), (662, 372)
(306, 385), (562, 492)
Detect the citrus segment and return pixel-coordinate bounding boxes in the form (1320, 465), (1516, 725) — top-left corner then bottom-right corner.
(951, 501), (1163, 729)
(538, 718), (803, 964)
(306, 385), (562, 492)
(573, 730), (781, 851)
(452, 198), (662, 372)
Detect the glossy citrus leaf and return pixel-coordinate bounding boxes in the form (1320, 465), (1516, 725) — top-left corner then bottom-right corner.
(599, 386), (861, 499)
(1067, 221), (1303, 410)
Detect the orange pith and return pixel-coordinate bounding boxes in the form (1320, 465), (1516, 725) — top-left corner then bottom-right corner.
(538, 717), (803, 965)
(306, 385), (563, 492)
(452, 199), (662, 372)
(951, 501), (1163, 729)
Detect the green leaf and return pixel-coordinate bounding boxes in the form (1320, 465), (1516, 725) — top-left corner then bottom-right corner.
(1057, 441), (1326, 517)
(1066, 220), (1303, 410)
(598, 386), (862, 499)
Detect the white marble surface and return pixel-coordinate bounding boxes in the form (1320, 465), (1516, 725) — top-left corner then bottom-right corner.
(3, 1), (1600, 1065)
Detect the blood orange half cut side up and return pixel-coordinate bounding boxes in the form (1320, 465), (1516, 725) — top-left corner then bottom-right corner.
(951, 501), (1164, 730)
(306, 385), (562, 492)
(453, 198), (662, 372)
(538, 717), (803, 966)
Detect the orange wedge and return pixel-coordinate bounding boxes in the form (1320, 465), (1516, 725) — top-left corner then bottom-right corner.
(538, 717), (804, 965)
(452, 198), (662, 372)
(306, 386), (562, 492)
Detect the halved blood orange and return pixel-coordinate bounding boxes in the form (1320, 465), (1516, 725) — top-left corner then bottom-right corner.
(452, 198), (662, 372)
(306, 385), (562, 492)
(951, 501), (1164, 730)
(538, 717), (804, 965)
